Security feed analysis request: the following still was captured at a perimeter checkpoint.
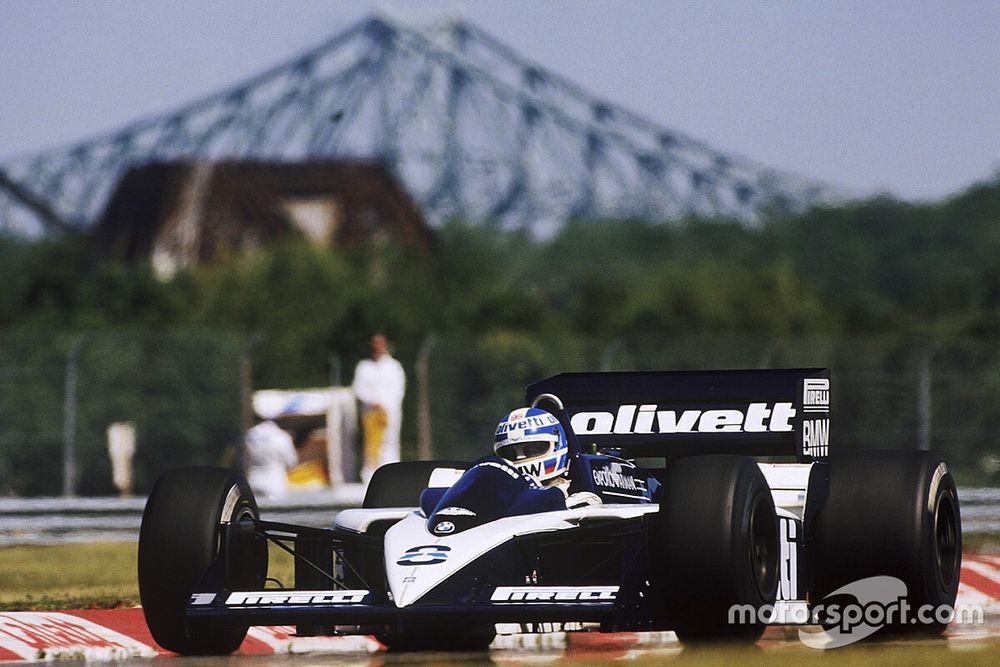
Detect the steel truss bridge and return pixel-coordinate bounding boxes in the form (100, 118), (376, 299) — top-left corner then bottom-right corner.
(0, 14), (837, 238)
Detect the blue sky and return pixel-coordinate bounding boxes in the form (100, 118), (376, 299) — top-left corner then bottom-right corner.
(2, 0), (999, 201)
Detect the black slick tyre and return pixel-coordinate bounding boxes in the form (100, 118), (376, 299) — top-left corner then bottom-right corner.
(363, 460), (467, 508)
(652, 455), (779, 643)
(137, 466), (267, 655)
(810, 450), (962, 635)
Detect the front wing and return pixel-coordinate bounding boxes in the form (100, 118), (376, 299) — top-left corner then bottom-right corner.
(184, 514), (656, 633)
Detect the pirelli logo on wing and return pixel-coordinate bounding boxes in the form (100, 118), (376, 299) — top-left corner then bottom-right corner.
(569, 403), (796, 435)
(491, 586), (619, 602)
(802, 378), (830, 413)
(801, 377), (830, 458)
(223, 590), (369, 606)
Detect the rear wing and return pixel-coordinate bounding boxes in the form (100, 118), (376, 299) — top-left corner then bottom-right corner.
(526, 369), (830, 462)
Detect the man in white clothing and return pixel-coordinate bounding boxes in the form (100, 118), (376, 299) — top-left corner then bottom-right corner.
(244, 419), (298, 499)
(352, 333), (406, 482)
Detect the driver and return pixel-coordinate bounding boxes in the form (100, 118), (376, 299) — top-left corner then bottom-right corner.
(494, 407), (601, 509)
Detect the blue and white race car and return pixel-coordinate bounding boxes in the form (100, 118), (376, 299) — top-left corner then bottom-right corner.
(137, 368), (962, 653)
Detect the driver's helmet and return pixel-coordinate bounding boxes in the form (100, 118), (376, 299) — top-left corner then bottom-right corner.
(493, 407), (568, 484)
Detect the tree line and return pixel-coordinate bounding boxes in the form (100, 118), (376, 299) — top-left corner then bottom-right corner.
(2, 175), (1000, 493)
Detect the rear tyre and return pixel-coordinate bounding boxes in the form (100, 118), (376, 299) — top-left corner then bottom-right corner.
(363, 460), (467, 508)
(811, 450), (962, 635)
(652, 455), (779, 643)
(138, 467), (267, 655)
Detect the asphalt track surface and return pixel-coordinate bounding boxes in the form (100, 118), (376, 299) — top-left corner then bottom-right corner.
(110, 626), (1000, 667)
(19, 620), (993, 666)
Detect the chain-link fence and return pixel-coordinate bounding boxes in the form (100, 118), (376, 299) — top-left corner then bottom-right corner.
(0, 330), (245, 496)
(2, 329), (999, 496)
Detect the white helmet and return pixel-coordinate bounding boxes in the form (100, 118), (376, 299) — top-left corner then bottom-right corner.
(493, 407), (569, 484)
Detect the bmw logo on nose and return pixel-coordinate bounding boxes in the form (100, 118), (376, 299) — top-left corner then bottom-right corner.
(396, 545), (451, 566)
(433, 521), (456, 535)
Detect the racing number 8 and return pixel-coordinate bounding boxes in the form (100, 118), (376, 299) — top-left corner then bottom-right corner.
(396, 545), (451, 566)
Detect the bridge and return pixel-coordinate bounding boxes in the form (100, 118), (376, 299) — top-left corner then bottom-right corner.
(0, 14), (838, 238)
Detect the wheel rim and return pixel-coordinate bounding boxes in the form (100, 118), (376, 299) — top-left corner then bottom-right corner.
(749, 494), (778, 599)
(934, 491), (959, 589)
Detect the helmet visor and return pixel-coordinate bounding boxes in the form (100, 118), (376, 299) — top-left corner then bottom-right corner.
(496, 438), (554, 462)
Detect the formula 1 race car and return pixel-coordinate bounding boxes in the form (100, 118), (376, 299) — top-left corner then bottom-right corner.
(137, 369), (962, 654)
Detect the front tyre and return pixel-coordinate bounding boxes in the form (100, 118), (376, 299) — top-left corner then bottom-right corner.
(138, 467), (267, 655)
(652, 455), (779, 643)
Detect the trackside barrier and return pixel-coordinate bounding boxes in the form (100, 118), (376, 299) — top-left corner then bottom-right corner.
(959, 488), (1000, 534)
(0, 485), (997, 546)
(0, 486), (996, 546)
(0, 485), (366, 546)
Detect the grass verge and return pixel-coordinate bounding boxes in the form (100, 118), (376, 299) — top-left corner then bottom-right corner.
(964, 532), (1000, 552)
(0, 541), (295, 611)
